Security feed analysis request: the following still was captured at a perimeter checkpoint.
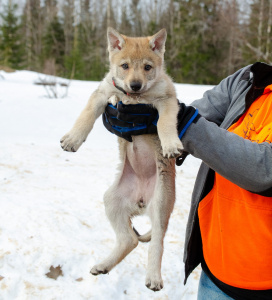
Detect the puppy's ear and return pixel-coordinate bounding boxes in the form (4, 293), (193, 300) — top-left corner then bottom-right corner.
(107, 27), (125, 52)
(149, 29), (167, 54)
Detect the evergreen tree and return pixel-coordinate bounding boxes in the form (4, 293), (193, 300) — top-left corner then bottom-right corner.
(0, 3), (24, 69)
(76, 23), (107, 81)
(62, 0), (74, 57)
(130, 0), (143, 36)
(64, 20), (85, 80)
(164, 0), (225, 84)
(21, 0), (44, 71)
(63, 1), (107, 81)
(43, 16), (65, 74)
(119, 4), (132, 34)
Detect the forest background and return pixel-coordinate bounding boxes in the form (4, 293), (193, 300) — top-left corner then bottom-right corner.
(0, 0), (271, 85)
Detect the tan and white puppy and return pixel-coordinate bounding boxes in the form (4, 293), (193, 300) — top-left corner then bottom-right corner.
(61, 28), (183, 291)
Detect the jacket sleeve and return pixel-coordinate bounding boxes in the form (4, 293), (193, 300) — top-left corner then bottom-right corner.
(190, 66), (251, 125)
(182, 65), (272, 196)
(182, 108), (272, 197)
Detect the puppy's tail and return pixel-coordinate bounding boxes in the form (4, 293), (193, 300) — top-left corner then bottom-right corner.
(133, 227), (151, 243)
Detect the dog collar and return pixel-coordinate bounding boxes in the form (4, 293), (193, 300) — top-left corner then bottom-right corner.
(112, 77), (139, 97)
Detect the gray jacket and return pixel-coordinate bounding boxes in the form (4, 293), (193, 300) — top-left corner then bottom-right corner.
(181, 62), (272, 283)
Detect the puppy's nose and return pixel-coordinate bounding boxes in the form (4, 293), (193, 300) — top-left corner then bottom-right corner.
(130, 81), (142, 92)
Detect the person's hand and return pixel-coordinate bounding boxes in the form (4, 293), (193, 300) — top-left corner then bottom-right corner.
(176, 103), (200, 139)
(103, 101), (200, 166)
(103, 101), (159, 142)
(103, 101), (200, 142)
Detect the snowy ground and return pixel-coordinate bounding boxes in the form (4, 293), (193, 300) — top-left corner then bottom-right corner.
(0, 70), (213, 300)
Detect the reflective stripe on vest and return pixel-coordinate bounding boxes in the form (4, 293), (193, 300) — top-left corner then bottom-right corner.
(198, 84), (272, 290)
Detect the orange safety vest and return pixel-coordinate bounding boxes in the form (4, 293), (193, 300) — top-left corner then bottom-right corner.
(198, 84), (272, 290)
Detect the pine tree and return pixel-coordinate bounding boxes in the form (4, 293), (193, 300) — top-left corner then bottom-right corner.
(43, 16), (65, 74)
(164, 0), (227, 84)
(77, 22), (107, 81)
(21, 0), (44, 71)
(62, 0), (74, 57)
(0, 3), (24, 69)
(119, 3), (132, 34)
(130, 0), (143, 36)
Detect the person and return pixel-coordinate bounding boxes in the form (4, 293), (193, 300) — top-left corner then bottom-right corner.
(102, 61), (272, 300)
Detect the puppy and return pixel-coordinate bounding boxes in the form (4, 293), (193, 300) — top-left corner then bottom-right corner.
(61, 27), (182, 291)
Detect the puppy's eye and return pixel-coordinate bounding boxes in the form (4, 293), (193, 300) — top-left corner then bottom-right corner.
(144, 65), (152, 71)
(121, 63), (129, 70)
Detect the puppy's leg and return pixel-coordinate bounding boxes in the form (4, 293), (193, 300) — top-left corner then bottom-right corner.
(91, 187), (138, 275)
(61, 89), (107, 152)
(154, 99), (183, 158)
(145, 158), (176, 291)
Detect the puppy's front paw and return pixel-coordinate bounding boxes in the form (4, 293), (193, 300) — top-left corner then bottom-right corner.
(90, 264), (109, 276)
(109, 95), (118, 106)
(60, 131), (85, 152)
(145, 276), (164, 292)
(162, 138), (183, 158)
(122, 96), (139, 105)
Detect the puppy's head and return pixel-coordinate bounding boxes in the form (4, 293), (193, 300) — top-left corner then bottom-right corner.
(107, 27), (167, 94)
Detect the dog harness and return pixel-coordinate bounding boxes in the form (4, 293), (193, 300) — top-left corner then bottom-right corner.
(198, 84), (272, 290)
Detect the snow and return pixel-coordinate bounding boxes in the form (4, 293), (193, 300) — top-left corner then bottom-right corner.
(0, 70), (213, 299)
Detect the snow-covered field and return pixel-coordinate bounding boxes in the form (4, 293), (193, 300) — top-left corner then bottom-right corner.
(0, 70), (212, 300)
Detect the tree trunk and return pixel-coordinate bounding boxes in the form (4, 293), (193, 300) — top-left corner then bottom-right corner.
(25, 0), (32, 69)
(107, 0), (111, 28)
(265, 0), (272, 59)
(257, 0), (264, 60)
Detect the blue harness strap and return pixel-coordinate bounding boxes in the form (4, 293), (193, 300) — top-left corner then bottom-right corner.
(179, 109), (199, 139)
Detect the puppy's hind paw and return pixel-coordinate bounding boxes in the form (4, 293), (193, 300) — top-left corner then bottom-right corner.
(145, 277), (164, 292)
(90, 264), (109, 276)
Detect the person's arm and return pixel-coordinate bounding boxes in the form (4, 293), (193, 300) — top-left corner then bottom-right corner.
(190, 65), (251, 124)
(182, 65), (272, 195)
(182, 116), (272, 196)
